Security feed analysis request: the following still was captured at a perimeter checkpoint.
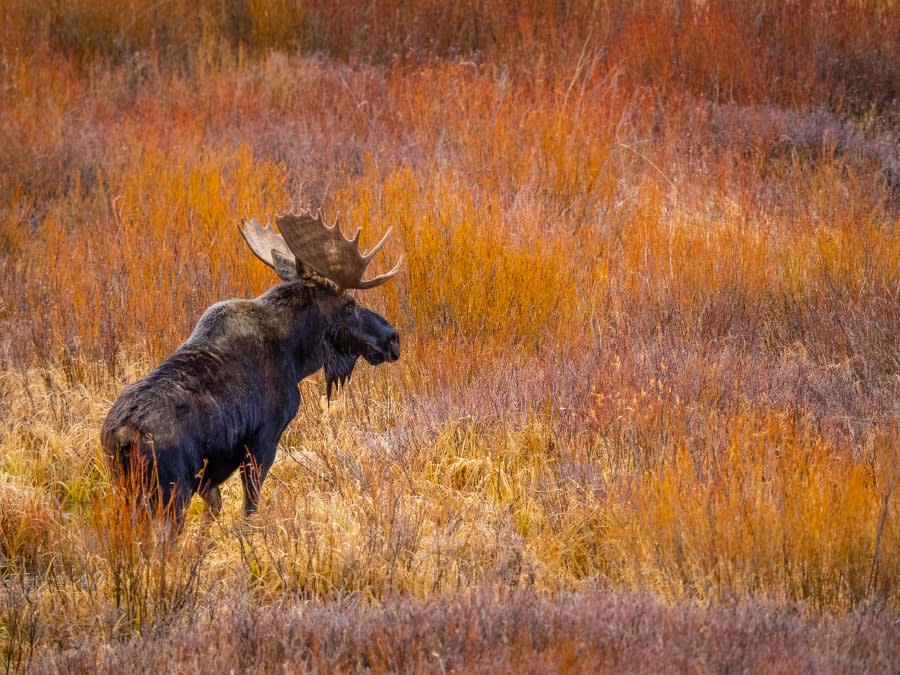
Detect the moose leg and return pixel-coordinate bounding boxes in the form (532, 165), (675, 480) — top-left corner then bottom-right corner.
(239, 458), (266, 516)
(151, 478), (191, 534)
(199, 484), (223, 518)
(153, 458), (193, 529)
(239, 443), (276, 516)
(194, 457), (223, 518)
(170, 488), (193, 532)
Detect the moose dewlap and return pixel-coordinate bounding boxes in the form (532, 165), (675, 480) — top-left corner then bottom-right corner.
(101, 211), (402, 523)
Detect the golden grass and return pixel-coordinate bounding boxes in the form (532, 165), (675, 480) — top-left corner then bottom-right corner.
(1, 0), (899, 669)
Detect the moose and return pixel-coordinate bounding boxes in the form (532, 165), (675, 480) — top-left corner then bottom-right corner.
(101, 211), (401, 523)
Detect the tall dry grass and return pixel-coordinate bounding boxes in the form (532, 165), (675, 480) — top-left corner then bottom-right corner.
(1, 0), (899, 670)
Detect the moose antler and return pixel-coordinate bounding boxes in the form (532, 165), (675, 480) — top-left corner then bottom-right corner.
(239, 210), (402, 291)
(239, 217), (294, 269)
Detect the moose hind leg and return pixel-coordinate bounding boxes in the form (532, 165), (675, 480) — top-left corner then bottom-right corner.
(149, 477), (191, 533)
(152, 454), (195, 529)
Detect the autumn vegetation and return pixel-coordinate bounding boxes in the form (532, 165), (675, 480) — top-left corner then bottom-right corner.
(1, 1), (899, 671)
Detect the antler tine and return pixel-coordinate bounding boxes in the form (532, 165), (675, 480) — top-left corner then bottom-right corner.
(360, 227), (393, 263)
(328, 215), (364, 251)
(356, 253), (404, 290)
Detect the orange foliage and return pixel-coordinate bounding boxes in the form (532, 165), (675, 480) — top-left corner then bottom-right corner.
(0, 1), (898, 663)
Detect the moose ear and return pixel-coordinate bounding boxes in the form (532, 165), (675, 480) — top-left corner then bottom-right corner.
(271, 249), (299, 281)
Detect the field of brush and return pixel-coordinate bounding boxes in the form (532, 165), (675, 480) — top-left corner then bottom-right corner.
(1, 1), (899, 672)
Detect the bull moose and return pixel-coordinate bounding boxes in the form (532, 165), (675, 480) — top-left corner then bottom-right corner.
(101, 211), (401, 523)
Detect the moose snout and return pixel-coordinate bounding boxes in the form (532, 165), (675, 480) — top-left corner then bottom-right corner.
(362, 328), (400, 365)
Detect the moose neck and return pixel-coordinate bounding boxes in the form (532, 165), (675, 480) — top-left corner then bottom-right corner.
(258, 281), (336, 383)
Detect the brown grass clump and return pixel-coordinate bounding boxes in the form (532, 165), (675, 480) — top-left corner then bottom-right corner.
(1, 1), (899, 671)
(0, 478), (61, 576)
(33, 590), (900, 674)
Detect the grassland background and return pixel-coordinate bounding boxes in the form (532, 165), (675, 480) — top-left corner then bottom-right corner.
(1, 1), (899, 671)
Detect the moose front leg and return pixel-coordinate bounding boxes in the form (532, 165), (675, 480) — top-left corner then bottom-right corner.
(239, 444), (276, 516)
(199, 484), (222, 517)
